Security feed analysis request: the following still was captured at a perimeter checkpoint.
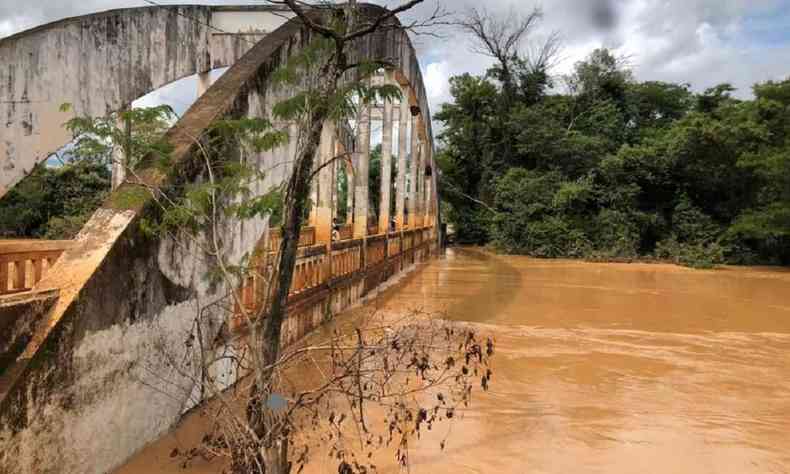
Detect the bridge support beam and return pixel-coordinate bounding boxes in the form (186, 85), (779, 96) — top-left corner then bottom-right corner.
(379, 99), (394, 234)
(408, 113), (420, 228)
(353, 103), (371, 239)
(424, 147), (433, 227)
(416, 136), (424, 226)
(314, 122), (336, 244)
(111, 106), (131, 191)
(197, 71), (213, 97)
(395, 96), (409, 231)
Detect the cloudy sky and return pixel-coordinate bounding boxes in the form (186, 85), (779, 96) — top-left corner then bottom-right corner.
(1, 0), (789, 118)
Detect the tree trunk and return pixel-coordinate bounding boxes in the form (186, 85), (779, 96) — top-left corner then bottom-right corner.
(250, 57), (342, 470)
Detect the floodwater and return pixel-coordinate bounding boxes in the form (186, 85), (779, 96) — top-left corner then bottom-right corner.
(117, 247), (790, 473)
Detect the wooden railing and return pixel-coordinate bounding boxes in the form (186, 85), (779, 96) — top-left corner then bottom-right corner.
(337, 223), (353, 241)
(269, 226), (316, 251)
(402, 230), (414, 251)
(0, 240), (73, 295)
(289, 250), (326, 296)
(331, 240), (363, 279)
(367, 222), (380, 236)
(366, 235), (387, 267)
(387, 233), (401, 256)
(232, 225), (436, 326)
(299, 226), (316, 247)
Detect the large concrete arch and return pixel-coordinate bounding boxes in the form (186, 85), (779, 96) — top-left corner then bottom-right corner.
(0, 5), (291, 198)
(0, 5), (438, 474)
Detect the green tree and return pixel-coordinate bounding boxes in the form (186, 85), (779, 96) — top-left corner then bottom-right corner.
(439, 20), (790, 268)
(0, 161), (110, 239)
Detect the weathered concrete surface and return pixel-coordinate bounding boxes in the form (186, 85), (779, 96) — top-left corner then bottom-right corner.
(0, 5), (290, 199)
(0, 290), (58, 379)
(0, 5), (438, 473)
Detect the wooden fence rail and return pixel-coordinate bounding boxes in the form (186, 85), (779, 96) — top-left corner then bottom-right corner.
(337, 224), (353, 241)
(269, 226), (317, 251)
(0, 240), (74, 295)
(231, 226), (435, 327)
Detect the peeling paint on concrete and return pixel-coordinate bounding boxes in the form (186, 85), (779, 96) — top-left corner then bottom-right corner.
(0, 6), (289, 200)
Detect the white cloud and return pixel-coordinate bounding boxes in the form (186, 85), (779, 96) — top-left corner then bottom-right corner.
(424, 61), (451, 108)
(1, 0), (788, 117)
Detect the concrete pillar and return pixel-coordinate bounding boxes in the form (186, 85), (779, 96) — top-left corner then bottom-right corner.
(395, 97), (409, 230)
(408, 113), (420, 228)
(111, 107), (131, 190)
(353, 103), (371, 239)
(332, 142), (339, 225)
(309, 150), (318, 226)
(423, 147), (433, 226)
(415, 139), (424, 226)
(379, 100), (394, 235)
(314, 122), (336, 244)
(111, 150), (125, 190)
(346, 160), (354, 225)
(197, 71), (212, 97)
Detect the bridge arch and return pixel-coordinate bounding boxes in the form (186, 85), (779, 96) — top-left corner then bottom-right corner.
(0, 5), (439, 474)
(0, 5), (290, 197)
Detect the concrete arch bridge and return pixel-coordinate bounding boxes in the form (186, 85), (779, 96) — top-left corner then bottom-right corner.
(0, 4), (440, 473)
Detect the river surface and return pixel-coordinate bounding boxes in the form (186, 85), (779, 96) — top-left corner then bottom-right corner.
(117, 247), (790, 473)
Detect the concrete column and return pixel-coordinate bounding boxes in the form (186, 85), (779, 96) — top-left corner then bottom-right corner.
(331, 142), (339, 225)
(415, 139), (424, 226)
(346, 160), (354, 225)
(309, 150), (319, 226)
(395, 97), (409, 230)
(379, 100), (394, 234)
(423, 147), (433, 226)
(408, 113), (420, 228)
(314, 122), (336, 244)
(353, 104), (371, 238)
(111, 107), (131, 190)
(197, 71), (212, 97)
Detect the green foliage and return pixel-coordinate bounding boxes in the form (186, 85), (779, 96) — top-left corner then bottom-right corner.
(270, 36), (401, 127)
(209, 118), (289, 154)
(0, 161), (111, 239)
(63, 104), (176, 169)
(491, 168), (591, 257)
(437, 45), (790, 267)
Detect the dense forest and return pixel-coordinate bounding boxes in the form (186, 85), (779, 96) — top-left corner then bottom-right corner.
(437, 18), (789, 267)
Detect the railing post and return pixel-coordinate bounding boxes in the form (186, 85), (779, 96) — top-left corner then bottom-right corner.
(0, 260), (8, 294)
(14, 260), (26, 291)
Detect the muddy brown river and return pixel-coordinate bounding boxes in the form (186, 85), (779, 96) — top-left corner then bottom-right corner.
(117, 247), (790, 473)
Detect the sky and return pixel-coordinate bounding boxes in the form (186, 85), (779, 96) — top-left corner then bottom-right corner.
(1, 0), (789, 121)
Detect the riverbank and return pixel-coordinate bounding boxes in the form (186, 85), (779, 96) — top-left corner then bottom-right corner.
(469, 242), (790, 271)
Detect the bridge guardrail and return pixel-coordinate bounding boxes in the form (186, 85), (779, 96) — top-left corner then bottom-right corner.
(337, 223), (353, 241)
(0, 240), (74, 295)
(231, 225), (436, 327)
(268, 226), (317, 251)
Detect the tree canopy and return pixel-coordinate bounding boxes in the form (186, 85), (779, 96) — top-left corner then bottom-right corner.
(437, 44), (790, 267)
